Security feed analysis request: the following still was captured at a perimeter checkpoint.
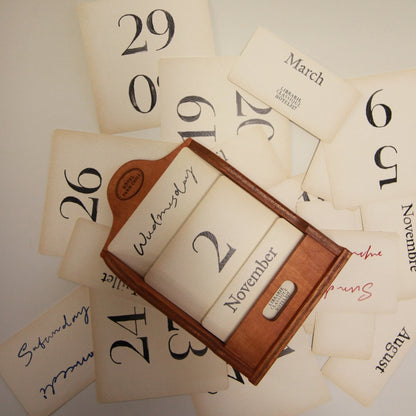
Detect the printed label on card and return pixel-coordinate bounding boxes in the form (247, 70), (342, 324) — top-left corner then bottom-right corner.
(324, 69), (416, 209)
(0, 287), (93, 416)
(89, 289), (227, 402)
(322, 299), (416, 406)
(38, 129), (175, 256)
(229, 27), (360, 142)
(192, 329), (330, 416)
(159, 56), (291, 175)
(361, 195), (416, 299)
(78, 0), (215, 133)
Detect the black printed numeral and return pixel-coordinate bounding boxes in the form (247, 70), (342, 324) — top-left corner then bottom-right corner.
(118, 9), (175, 55)
(374, 145), (398, 189)
(235, 91), (275, 141)
(108, 307), (150, 364)
(365, 90), (397, 189)
(129, 74), (159, 113)
(177, 95), (217, 142)
(59, 168), (102, 221)
(192, 231), (236, 273)
(167, 319), (208, 360)
(366, 89), (392, 128)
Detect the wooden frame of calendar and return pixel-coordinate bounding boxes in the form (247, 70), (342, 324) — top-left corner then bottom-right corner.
(101, 138), (351, 385)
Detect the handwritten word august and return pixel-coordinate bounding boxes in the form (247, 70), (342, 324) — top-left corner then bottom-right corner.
(323, 282), (373, 302)
(133, 166), (198, 256)
(40, 350), (94, 399)
(17, 305), (90, 367)
(352, 244), (382, 260)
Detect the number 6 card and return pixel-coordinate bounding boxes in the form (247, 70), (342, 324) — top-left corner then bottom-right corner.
(78, 0), (215, 133)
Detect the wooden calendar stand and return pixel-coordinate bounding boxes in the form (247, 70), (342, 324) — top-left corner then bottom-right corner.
(101, 139), (351, 385)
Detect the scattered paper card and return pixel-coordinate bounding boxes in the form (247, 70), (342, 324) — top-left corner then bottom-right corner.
(324, 69), (416, 209)
(361, 195), (416, 299)
(296, 200), (362, 231)
(38, 129), (175, 256)
(159, 55), (291, 175)
(267, 174), (320, 212)
(78, 0), (215, 133)
(302, 142), (332, 201)
(229, 27), (360, 142)
(211, 127), (287, 189)
(316, 230), (399, 313)
(59, 218), (136, 298)
(0, 287), (93, 416)
(312, 312), (375, 359)
(145, 175), (277, 322)
(89, 289), (228, 402)
(322, 298), (416, 406)
(192, 329), (330, 416)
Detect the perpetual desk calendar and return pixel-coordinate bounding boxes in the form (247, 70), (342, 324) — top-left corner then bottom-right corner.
(101, 139), (351, 384)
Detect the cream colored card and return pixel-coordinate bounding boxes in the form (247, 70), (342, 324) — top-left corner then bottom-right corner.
(302, 142), (333, 201)
(89, 289), (227, 402)
(296, 200), (362, 231)
(322, 298), (416, 406)
(159, 56), (291, 175)
(59, 218), (136, 298)
(361, 196), (416, 300)
(211, 127), (287, 189)
(202, 218), (303, 341)
(192, 329), (330, 416)
(0, 287), (93, 416)
(145, 175), (277, 322)
(303, 312), (316, 334)
(38, 129), (175, 257)
(108, 147), (220, 275)
(312, 312), (375, 359)
(228, 27), (360, 143)
(267, 174), (320, 212)
(78, 0), (215, 133)
(317, 230), (399, 313)
(324, 69), (416, 209)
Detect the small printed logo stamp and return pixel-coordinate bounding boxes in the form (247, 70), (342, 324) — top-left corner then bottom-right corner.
(116, 168), (144, 200)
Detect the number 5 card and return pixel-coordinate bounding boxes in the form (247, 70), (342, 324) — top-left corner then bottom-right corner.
(324, 69), (416, 209)
(78, 0), (215, 133)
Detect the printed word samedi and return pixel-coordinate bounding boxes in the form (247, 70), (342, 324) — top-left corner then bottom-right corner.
(284, 52), (324, 86)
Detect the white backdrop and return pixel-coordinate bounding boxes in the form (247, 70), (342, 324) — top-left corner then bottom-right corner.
(1, 1), (416, 415)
